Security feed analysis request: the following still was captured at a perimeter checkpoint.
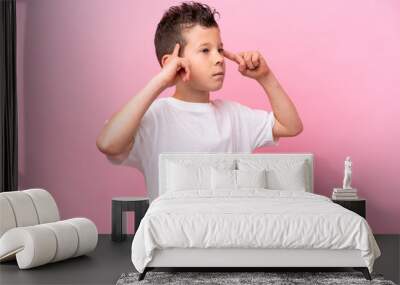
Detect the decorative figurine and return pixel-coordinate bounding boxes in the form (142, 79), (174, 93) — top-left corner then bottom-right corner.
(342, 156), (352, 189)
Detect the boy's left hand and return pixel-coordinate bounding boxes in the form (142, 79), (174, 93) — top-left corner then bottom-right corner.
(223, 50), (271, 81)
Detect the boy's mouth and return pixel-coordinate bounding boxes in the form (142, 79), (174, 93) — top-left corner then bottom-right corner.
(212, 71), (225, 76)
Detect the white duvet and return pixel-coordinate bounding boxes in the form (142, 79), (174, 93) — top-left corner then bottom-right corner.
(131, 189), (381, 273)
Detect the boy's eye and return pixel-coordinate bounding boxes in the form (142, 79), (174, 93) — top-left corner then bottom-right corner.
(201, 48), (224, 53)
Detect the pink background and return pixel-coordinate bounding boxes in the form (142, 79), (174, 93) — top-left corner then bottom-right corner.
(16, 0), (400, 234)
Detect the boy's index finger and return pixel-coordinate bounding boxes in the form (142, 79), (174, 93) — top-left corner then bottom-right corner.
(172, 43), (180, 57)
(223, 49), (240, 64)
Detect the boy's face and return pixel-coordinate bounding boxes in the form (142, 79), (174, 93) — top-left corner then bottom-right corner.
(181, 25), (225, 91)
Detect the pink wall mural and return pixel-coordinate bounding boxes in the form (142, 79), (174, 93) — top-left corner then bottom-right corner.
(16, 0), (400, 234)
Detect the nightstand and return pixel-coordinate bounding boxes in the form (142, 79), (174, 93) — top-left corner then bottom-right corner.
(332, 198), (366, 219)
(111, 197), (149, 242)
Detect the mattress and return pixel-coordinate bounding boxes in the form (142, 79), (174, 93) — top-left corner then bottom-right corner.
(131, 189), (381, 273)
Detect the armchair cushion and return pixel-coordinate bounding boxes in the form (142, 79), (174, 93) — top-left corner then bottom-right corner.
(0, 218), (97, 269)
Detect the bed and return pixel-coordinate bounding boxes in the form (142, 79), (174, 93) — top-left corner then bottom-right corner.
(130, 152), (381, 281)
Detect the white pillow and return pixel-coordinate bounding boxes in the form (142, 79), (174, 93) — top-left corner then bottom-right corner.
(211, 168), (236, 190)
(167, 162), (211, 191)
(166, 159), (236, 192)
(237, 159), (307, 191)
(266, 165), (306, 191)
(236, 169), (268, 188)
(211, 168), (268, 190)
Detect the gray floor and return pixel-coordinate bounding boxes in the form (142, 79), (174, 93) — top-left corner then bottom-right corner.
(0, 234), (399, 285)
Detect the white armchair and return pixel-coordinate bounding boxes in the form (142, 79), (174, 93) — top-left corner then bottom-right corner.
(0, 188), (98, 269)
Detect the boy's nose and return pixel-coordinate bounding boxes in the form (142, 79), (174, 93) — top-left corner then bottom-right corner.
(215, 53), (224, 65)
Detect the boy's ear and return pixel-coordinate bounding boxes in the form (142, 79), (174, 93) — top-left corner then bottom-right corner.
(161, 54), (170, 68)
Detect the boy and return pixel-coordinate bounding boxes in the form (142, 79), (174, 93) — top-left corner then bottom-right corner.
(96, 1), (303, 202)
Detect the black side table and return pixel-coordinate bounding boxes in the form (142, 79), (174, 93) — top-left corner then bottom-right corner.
(332, 198), (366, 219)
(112, 197), (149, 242)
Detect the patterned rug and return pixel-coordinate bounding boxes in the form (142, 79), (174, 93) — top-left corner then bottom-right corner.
(116, 271), (397, 285)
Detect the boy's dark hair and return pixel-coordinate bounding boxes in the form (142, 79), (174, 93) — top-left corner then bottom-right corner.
(154, 1), (220, 66)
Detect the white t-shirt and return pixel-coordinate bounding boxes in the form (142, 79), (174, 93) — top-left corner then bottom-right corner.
(106, 96), (279, 202)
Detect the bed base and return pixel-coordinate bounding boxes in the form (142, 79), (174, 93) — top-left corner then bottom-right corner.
(138, 266), (371, 281)
(137, 248), (372, 281)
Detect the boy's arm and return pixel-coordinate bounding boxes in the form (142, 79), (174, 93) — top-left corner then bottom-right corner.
(96, 74), (166, 156)
(257, 72), (303, 138)
(96, 43), (190, 158)
(223, 50), (303, 138)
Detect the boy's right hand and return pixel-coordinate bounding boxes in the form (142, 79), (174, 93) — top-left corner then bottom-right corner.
(158, 43), (191, 88)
